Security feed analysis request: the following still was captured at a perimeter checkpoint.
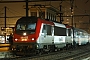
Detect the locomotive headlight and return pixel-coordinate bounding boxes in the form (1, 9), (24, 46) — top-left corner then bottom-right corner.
(23, 32), (27, 36)
(15, 38), (18, 41)
(32, 38), (34, 40)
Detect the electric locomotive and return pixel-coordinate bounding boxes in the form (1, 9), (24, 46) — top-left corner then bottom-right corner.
(12, 16), (74, 55)
(11, 5), (89, 55)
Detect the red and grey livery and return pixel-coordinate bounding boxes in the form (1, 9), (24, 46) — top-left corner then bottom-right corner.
(12, 16), (89, 55)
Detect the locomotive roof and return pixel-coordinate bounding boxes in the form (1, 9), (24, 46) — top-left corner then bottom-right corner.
(16, 16), (38, 23)
(53, 22), (66, 28)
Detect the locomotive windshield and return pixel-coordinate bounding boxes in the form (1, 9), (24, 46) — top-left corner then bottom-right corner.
(15, 16), (38, 35)
(16, 23), (36, 30)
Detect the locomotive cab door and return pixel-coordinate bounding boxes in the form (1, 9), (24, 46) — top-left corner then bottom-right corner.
(39, 24), (54, 49)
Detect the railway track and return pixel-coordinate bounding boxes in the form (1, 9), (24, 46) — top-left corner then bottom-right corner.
(1, 44), (90, 60)
(60, 46), (90, 60)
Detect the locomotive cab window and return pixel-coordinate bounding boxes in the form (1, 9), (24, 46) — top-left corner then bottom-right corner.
(16, 23), (36, 30)
(42, 24), (52, 35)
(16, 24), (26, 30)
(42, 25), (47, 33)
(47, 25), (52, 35)
(27, 23), (36, 30)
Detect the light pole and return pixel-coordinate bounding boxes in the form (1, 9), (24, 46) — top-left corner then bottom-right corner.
(4, 6), (7, 43)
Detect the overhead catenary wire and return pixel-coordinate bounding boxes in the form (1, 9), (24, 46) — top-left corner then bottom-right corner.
(6, 7), (24, 16)
(85, 0), (89, 3)
(0, 6), (25, 18)
(0, 7), (4, 14)
(6, 7), (17, 17)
